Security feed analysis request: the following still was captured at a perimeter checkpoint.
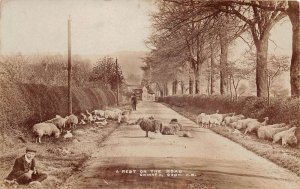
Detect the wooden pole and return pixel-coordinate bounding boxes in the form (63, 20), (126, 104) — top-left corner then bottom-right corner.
(116, 58), (119, 106)
(68, 15), (72, 115)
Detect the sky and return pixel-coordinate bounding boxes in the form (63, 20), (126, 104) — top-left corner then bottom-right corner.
(0, 0), (293, 57)
(1, 0), (155, 55)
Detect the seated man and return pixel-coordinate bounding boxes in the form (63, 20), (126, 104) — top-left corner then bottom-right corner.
(5, 147), (47, 185)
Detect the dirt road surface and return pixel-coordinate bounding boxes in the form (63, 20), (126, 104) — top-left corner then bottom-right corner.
(62, 101), (300, 189)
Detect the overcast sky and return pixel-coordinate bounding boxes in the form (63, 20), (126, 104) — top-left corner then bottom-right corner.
(0, 0), (292, 57)
(1, 0), (155, 55)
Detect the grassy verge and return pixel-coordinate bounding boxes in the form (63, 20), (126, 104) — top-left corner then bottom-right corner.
(161, 102), (300, 177)
(0, 105), (131, 189)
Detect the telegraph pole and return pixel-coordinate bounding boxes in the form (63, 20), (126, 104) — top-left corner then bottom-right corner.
(68, 15), (72, 115)
(115, 58), (119, 106)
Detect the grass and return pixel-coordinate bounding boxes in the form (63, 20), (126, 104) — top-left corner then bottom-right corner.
(162, 102), (300, 177)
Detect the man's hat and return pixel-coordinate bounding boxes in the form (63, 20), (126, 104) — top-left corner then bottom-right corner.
(26, 147), (37, 153)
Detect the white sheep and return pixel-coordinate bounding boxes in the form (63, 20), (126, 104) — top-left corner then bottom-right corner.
(223, 114), (245, 126)
(63, 130), (73, 139)
(65, 114), (78, 129)
(45, 117), (66, 132)
(244, 117), (269, 134)
(137, 117), (162, 137)
(80, 113), (87, 122)
(196, 113), (206, 125)
(32, 122), (61, 143)
(104, 110), (121, 121)
(91, 109), (105, 118)
(257, 124), (289, 140)
(209, 111), (223, 127)
(86, 110), (95, 124)
(273, 127), (298, 147)
(235, 118), (257, 130)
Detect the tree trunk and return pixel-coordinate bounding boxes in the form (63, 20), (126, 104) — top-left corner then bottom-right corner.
(255, 37), (269, 97)
(194, 64), (201, 94)
(220, 34), (229, 95)
(210, 44), (216, 95)
(174, 80), (177, 94)
(288, 1), (300, 97)
(189, 78), (193, 94)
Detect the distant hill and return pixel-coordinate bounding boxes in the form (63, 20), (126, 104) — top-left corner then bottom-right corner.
(81, 51), (148, 85)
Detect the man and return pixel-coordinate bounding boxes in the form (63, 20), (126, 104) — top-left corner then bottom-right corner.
(131, 93), (137, 111)
(5, 147), (48, 185)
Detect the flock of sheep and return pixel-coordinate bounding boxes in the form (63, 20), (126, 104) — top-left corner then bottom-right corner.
(196, 111), (298, 147)
(136, 117), (190, 137)
(32, 108), (130, 143)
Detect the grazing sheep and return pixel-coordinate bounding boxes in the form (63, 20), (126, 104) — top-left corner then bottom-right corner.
(91, 110), (105, 118)
(65, 114), (79, 129)
(45, 117), (66, 132)
(63, 130), (73, 139)
(137, 117), (162, 137)
(196, 113), (210, 128)
(209, 111), (223, 127)
(80, 113), (87, 122)
(223, 114), (245, 126)
(236, 118), (257, 130)
(257, 124), (290, 140)
(104, 110), (121, 120)
(273, 127), (298, 147)
(32, 122), (61, 143)
(244, 117), (269, 134)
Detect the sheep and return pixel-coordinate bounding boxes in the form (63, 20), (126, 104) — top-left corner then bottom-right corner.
(32, 122), (61, 143)
(108, 108), (122, 115)
(196, 113), (211, 128)
(119, 114), (130, 124)
(223, 114), (245, 126)
(169, 119), (183, 131)
(244, 117), (269, 135)
(91, 110), (105, 118)
(65, 114), (78, 129)
(257, 124), (290, 140)
(104, 110), (121, 121)
(273, 127), (298, 147)
(209, 111), (223, 127)
(235, 118), (258, 130)
(63, 130), (73, 139)
(80, 113), (87, 122)
(45, 117), (66, 132)
(137, 117), (162, 137)
(161, 124), (179, 135)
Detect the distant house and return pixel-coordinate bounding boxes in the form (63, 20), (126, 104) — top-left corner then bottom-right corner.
(142, 86), (155, 101)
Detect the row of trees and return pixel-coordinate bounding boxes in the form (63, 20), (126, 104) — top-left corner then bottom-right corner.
(142, 0), (299, 98)
(0, 54), (124, 92)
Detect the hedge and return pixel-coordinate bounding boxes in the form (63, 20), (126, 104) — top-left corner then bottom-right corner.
(158, 95), (300, 126)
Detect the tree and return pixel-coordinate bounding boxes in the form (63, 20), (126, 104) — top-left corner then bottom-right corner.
(266, 54), (289, 104)
(89, 56), (124, 91)
(228, 60), (254, 100)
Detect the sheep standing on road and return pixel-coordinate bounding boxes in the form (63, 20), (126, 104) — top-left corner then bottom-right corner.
(33, 122), (61, 143)
(196, 113), (210, 128)
(137, 117), (162, 137)
(273, 127), (298, 147)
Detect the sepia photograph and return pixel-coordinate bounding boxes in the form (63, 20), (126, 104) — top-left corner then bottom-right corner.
(0, 0), (299, 188)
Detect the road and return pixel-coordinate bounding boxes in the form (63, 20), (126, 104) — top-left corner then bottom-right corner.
(63, 101), (300, 189)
